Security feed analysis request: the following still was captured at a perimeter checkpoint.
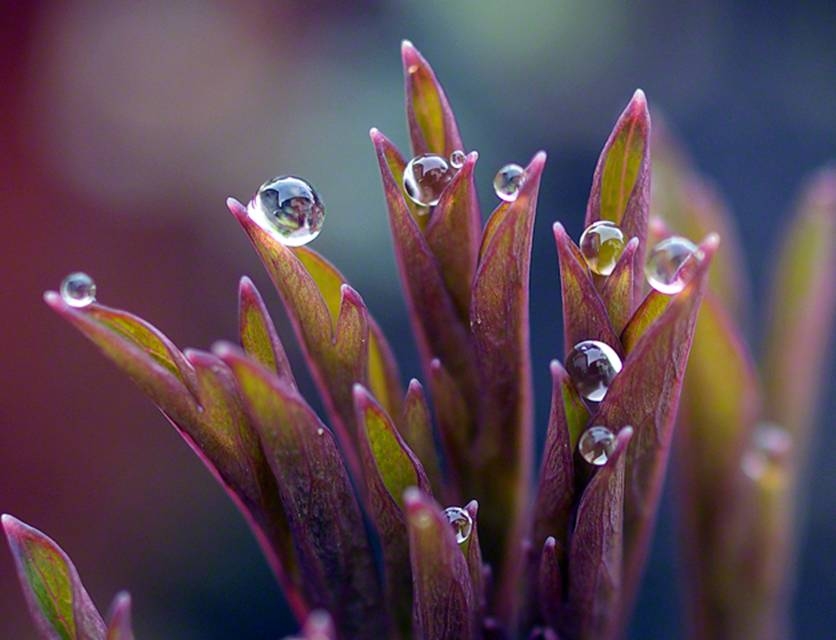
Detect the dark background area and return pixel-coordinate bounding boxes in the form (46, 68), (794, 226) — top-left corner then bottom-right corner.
(1, 2), (834, 638)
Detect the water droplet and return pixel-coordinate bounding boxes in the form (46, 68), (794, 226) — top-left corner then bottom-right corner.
(403, 154), (454, 207)
(247, 176), (325, 247)
(579, 221), (626, 276)
(566, 340), (623, 402)
(578, 426), (616, 465)
(741, 422), (792, 481)
(493, 163), (526, 201)
(60, 272), (96, 308)
(645, 236), (699, 294)
(449, 150), (466, 169)
(316, 427), (324, 436)
(443, 506), (473, 544)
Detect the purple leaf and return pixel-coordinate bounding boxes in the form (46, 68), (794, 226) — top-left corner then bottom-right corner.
(470, 151), (543, 579)
(463, 500), (486, 616)
(425, 151), (482, 322)
(218, 345), (385, 640)
(553, 223), (622, 358)
(3, 514), (106, 640)
(370, 128), (478, 408)
(589, 234), (718, 620)
(283, 610), (338, 640)
(228, 197), (404, 478)
(238, 276), (297, 388)
(568, 428), (632, 640)
(401, 40), (464, 158)
(532, 361), (589, 555)
(46, 296), (308, 620)
(105, 592), (134, 640)
(538, 537), (563, 631)
(404, 489), (477, 640)
(354, 384), (431, 636)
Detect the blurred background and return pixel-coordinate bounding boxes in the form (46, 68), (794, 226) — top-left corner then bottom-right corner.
(1, 1), (834, 638)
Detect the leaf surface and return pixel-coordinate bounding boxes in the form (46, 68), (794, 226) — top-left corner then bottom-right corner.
(3, 515), (106, 640)
(105, 593), (134, 640)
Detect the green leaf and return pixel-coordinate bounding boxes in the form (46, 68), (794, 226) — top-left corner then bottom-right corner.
(599, 237), (640, 335)
(400, 379), (444, 495)
(105, 593), (134, 640)
(3, 514), (106, 640)
(238, 276), (297, 388)
(762, 168), (836, 449)
(402, 40), (464, 157)
(354, 384), (429, 637)
(220, 346), (385, 640)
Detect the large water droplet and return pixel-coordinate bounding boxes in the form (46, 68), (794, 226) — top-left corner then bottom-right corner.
(493, 163), (526, 201)
(578, 426), (616, 465)
(449, 150), (466, 169)
(443, 506), (473, 544)
(741, 422), (792, 481)
(248, 176), (325, 247)
(645, 236), (699, 294)
(566, 340), (623, 402)
(579, 221), (626, 276)
(403, 154), (454, 207)
(60, 272), (96, 308)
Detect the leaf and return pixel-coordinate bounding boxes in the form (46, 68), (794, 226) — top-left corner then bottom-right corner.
(370, 128), (479, 484)
(651, 117), (749, 320)
(463, 500), (486, 616)
(46, 295), (308, 620)
(295, 610), (338, 640)
(532, 360), (589, 555)
(105, 593), (134, 640)
(589, 234), (717, 619)
(428, 357), (471, 496)
(401, 40), (464, 158)
(219, 346), (385, 640)
(229, 197), (404, 478)
(425, 151), (482, 322)
(2, 514), (106, 640)
(470, 152), (543, 574)
(538, 537), (563, 631)
(238, 276), (297, 388)
(404, 489), (477, 640)
(762, 168), (836, 450)
(585, 91), (650, 303)
(599, 237), (640, 335)
(400, 379), (444, 495)
(553, 223), (621, 358)
(568, 428), (632, 640)
(354, 385), (430, 637)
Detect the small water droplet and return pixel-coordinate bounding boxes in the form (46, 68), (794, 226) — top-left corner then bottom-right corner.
(645, 236), (699, 294)
(60, 272), (96, 308)
(493, 163), (526, 201)
(443, 506), (473, 544)
(316, 427), (324, 436)
(449, 150), (466, 169)
(566, 340), (623, 402)
(741, 422), (792, 481)
(247, 176), (325, 247)
(578, 426), (616, 465)
(579, 221), (626, 276)
(403, 154), (454, 207)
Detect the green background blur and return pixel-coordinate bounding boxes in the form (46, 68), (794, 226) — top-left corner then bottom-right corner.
(1, 2), (834, 637)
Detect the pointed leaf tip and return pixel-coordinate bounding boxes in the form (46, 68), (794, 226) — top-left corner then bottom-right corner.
(106, 592), (135, 640)
(4, 515), (107, 640)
